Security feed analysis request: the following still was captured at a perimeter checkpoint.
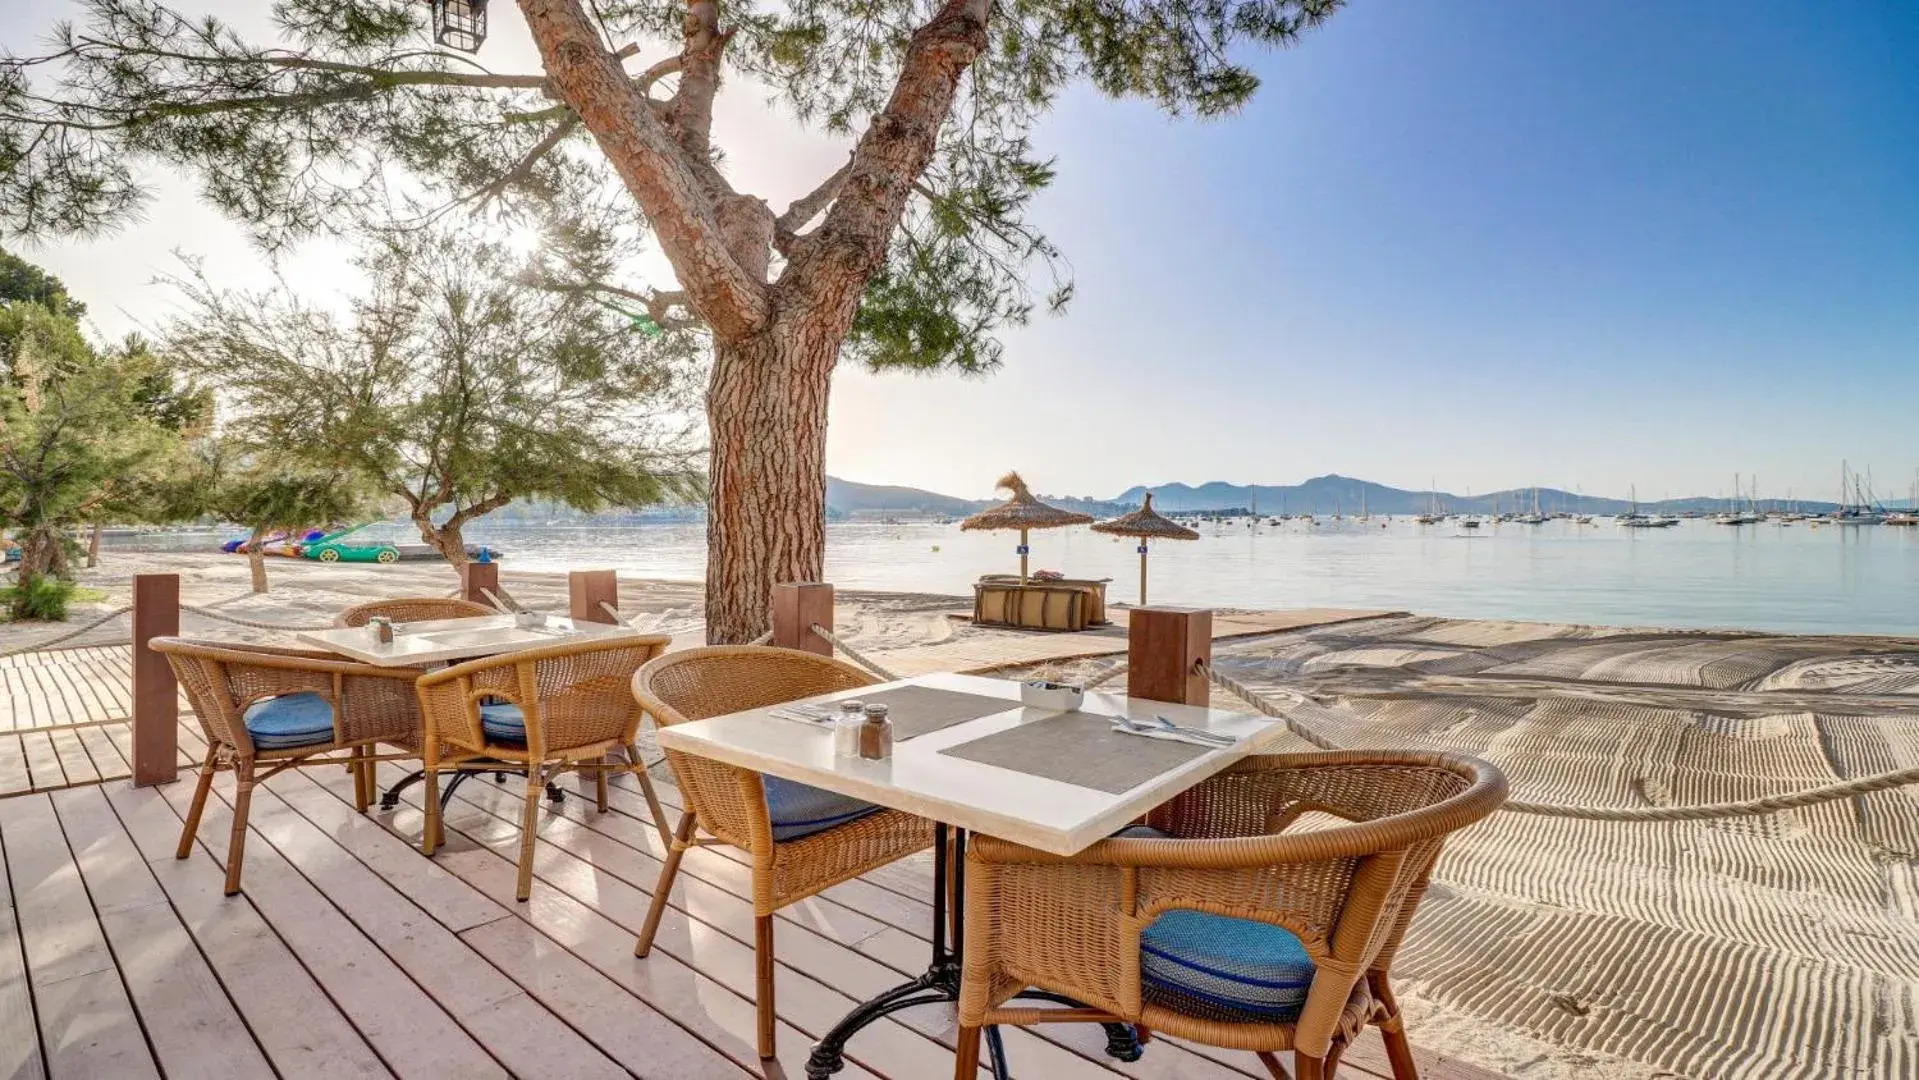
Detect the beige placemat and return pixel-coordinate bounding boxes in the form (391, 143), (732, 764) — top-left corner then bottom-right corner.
(938, 711), (1213, 794)
(854, 685), (1016, 741)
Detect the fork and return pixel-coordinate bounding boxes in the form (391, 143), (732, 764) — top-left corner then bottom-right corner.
(1112, 714), (1233, 746)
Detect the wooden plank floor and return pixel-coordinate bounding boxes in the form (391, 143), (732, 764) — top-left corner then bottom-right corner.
(0, 746), (1501, 1079)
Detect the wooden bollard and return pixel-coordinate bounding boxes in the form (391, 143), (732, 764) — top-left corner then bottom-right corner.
(569, 570), (620, 624)
(1127, 607), (1212, 706)
(461, 560), (500, 606)
(131, 573), (180, 787)
(771, 582), (834, 656)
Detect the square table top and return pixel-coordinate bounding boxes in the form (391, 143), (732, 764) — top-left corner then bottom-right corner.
(653, 671), (1283, 856)
(296, 613), (640, 667)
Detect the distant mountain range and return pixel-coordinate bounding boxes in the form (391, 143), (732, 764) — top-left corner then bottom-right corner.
(828, 473), (1846, 517)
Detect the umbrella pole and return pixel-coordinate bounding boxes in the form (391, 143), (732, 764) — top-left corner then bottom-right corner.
(1019, 528), (1029, 584)
(1139, 543), (1148, 606)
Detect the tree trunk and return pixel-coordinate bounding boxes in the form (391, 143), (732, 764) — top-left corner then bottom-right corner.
(18, 526), (66, 581)
(85, 523), (101, 568)
(411, 512), (473, 570)
(247, 526), (269, 593)
(703, 320), (839, 643)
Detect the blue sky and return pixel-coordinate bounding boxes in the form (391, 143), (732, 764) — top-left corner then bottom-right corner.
(8, 1), (1917, 503)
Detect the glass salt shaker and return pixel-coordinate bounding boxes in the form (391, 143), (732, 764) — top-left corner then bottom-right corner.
(834, 699), (865, 757)
(368, 616), (394, 644)
(858, 703), (894, 761)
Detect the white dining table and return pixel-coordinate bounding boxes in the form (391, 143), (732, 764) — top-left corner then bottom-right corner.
(296, 612), (639, 667)
(655, 670), (1283, 1079)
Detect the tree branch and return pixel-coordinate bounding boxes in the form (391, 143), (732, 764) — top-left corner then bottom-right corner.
(669, 0), (730, 162)
(774, 155), (855, 256)
(518, 0), (769, 342)
(783, 0), (991, 318)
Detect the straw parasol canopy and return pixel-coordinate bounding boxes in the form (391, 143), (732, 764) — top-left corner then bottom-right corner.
(961, 471), (1093, 582)
(1091, 492), (1199, 605)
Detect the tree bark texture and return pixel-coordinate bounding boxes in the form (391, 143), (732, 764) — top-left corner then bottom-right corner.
(86, 523), (101, 568)
(702, 320), (837, 642)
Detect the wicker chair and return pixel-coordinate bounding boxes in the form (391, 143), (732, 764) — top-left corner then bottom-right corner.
(335, 596), (495, 627)
(954, 751), (1508, 1080)
(630, 646), (937, 1059)
(414, 633), (674, 901)
(152, 637), (429, 896)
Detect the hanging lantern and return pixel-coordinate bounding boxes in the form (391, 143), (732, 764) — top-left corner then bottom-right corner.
(431, 0), (489, 52)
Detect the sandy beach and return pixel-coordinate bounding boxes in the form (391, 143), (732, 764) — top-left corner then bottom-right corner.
(13, 551), (1918, 1079)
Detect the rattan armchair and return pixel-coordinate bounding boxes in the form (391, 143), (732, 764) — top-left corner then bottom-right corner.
(335, 596), (495, 627)
(954, 751), (1507, 1080)
(630, 646), (937, 1059)
(414, 633), (673, 901)
(152, 637), (429, 896)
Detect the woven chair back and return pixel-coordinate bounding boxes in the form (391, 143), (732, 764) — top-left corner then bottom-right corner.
(632, 646), (875, 846)
(420, 635), (670, 756)
(336, 596), (494, 627)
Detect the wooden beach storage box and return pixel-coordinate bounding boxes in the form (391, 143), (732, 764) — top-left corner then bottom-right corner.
(972, 581), (1092, 631)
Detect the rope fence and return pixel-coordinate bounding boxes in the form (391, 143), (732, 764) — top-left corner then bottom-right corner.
(1194, 658), (1919, 821)
(0, 604), (133, 658)
(808, 623), (903, 682)
(179, 605), (335, 633)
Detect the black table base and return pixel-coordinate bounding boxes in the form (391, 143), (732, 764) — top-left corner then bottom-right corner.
(379, 765), (566, 811)
(805, 825), (1143, 1079)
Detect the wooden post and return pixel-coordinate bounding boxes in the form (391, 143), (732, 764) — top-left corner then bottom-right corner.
(461, 560), (499, 606)
(1127, 606), (1212, 706)
(568, 570), (620, 624)
(131, 573), (180, 787)
(771, 582), (834, 656)
(1137, 542), (1150, 606)
(1018, 527), (1030, 584)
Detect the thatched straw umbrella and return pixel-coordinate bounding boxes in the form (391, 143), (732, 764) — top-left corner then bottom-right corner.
(960, 472), (1093, 583)
(1091, 492), (1199, 605)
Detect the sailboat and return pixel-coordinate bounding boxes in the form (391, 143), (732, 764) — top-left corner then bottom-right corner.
(1413, 479), (1444, 525)
(1715, 473), (1763, 525)
(1830, 460), (1886, 525)
(1619, 485), (1678, 528)
(1886, 471), (1919, 526)
(1514, 486), (1548, 525)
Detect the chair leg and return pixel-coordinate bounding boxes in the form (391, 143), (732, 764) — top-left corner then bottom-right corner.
(635, 810), (698, 957)
(351, 746), (371, 812)
(755, 913), (776, 1058)
(595, 761), (610, 813)
(223, 759), (256, 896)
(1296, 1053), (1332, 1080)
(421, 764), (443, 856)
(177, 747), (218, 860)
(515, 768), (544, 902)
(954, 1025), (983, 1077)
(1370, 972), (1420, 1080)
(628, 742), (672, 850)
(1256, 1051), (1294, 1079)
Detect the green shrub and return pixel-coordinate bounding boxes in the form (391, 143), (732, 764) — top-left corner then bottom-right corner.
(3, 574), (75, 622)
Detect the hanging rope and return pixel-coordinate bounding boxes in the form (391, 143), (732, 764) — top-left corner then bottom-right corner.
(0, 605), (133, 658)
(179, 605), (335, 632)
(809, 623), (903, 682)
(748, 629), (774, 646)
(1194, 659), (1919, 820)
(480, 586), (519, 613)
(1081, 661), (1129, 689)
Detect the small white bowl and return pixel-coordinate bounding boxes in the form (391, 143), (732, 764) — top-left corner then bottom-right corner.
(1020, 680), (1084, 712)
(514, 611), (548, 629)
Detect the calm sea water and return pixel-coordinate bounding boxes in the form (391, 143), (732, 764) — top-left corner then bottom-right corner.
(117, 517), (1919, 636)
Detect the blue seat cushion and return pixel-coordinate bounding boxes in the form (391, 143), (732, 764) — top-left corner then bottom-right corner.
(1140, 908), (1317, 1022)
(478, 702), (527, 745)
(763, 776), (882, 841)
(243, 692), (335, 750)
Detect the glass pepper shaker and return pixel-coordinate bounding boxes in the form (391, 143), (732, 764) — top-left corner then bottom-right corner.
(368, 616), (394, 644)
(834, 699), (865, 758)
(858, 702), (894, 761)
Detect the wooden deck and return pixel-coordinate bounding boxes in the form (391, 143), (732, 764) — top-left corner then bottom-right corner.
(0, 730), (1501, 1080)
